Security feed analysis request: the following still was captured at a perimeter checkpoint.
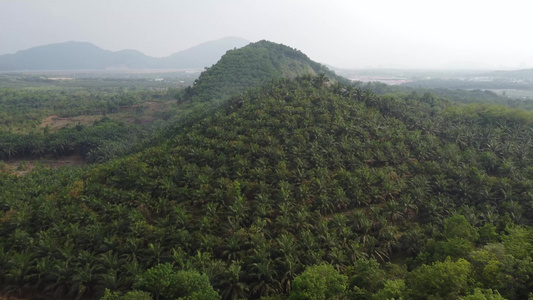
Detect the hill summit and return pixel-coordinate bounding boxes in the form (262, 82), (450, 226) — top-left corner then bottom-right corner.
(182, 40), (344, 102)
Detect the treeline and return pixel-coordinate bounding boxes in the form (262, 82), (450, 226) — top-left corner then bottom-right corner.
(355, 81), (533, 109)
(403, 78), (533, 90)
(0, 73), (195, 90)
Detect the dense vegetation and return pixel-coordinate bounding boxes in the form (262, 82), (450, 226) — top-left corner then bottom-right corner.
(403, 78), (533, 91)
(3, 73), (533, 299)
(0, 76), (186, 164)
(3, 41), (533, 299)
(356, 81), (533, 110)
(182, 40), (344, 103)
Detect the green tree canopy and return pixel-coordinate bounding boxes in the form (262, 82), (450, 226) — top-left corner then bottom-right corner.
(289, 264), (347, 300)
(134, 263), (219, 300)
(408, 257), (473, 300)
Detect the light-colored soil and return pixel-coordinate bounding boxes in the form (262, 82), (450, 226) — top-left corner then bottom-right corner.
(39, 100), (177, 132)
(0, 154), (85, 176)
(39, 114), (104, 131)
(3, 100), (178, 175)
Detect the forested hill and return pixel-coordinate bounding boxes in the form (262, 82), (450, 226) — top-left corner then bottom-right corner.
(3, 76), (533, 299)
(487, 68), (533, 80)
(182, 40), (345, 102)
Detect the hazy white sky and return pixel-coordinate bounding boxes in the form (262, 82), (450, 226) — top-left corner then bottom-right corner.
(1, 0), (532, 69)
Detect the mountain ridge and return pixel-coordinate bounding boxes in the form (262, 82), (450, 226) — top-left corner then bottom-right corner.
(0, 37), (250, 71)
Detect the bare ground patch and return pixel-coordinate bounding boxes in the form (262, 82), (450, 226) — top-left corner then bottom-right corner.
(39, 100), (177, 132)
(0, 154), (85, 176)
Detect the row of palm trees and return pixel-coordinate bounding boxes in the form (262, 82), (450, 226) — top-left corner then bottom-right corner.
(2, 77), (533, 299)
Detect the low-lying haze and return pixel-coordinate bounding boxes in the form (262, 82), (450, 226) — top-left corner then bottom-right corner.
(1, 0), (532, 70)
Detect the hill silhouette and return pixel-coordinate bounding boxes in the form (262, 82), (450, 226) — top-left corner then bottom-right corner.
(183, 40), (346, 102)
(159, 36), (250, 69)
(487, 68), (533, 80)
(0, 37), (249, 71)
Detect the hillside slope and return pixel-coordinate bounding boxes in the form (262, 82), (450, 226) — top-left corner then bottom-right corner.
(3, 75), (533, 299)
(183, 40), (346, 102)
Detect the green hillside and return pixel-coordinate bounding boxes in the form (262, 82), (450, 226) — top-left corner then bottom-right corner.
(183, 40), (345, 103)
(3, 74), (533, 299)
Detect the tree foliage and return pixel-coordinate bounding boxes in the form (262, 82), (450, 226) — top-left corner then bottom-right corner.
(289, 264), (347, 300)
(184, 40), (344, 103)
(3, 74), (533, 299)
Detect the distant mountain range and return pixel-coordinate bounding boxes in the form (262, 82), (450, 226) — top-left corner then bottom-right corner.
(0, 37), (249, 71)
